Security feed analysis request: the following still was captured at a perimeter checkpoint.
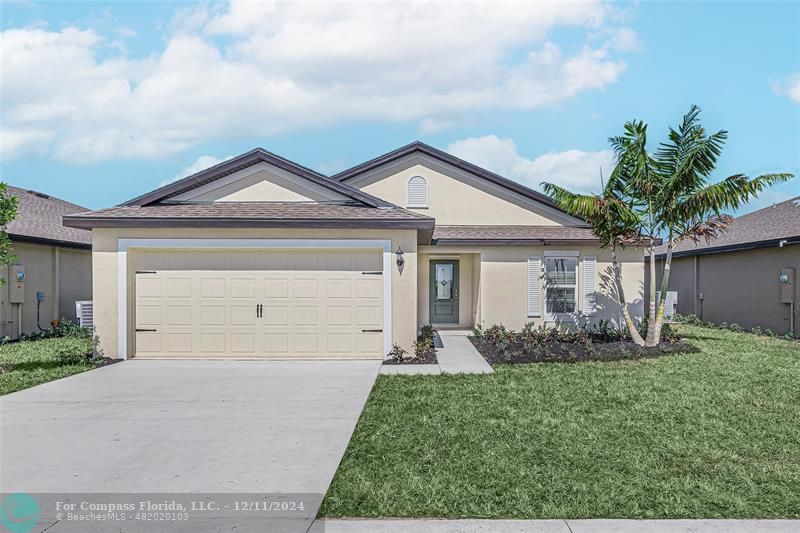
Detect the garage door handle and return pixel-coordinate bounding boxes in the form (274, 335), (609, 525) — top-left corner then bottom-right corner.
(135, 328), (157, 332)
(362, 271), (382, 275)
(362, 329), (383, 333)
(135, 270), (157, 274)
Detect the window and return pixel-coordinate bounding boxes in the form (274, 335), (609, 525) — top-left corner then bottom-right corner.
(545, 256), (578, 314)
(407, 176), (428, 208)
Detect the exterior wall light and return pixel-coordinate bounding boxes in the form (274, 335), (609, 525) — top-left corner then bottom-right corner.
(779, 273), (790, 284)
(396, 247), (405, 274)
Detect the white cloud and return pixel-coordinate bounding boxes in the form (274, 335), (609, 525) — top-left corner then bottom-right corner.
(1, 0), (636, 162)
(771, 73), (800, 103)
(447, 135), (614, 194)
(162, 154), (232, 186)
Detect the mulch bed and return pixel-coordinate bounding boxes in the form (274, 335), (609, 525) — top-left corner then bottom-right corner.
(470, 337), (696, 364)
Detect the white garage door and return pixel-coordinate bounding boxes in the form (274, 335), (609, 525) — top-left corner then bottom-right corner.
(132, 249), (384, 359)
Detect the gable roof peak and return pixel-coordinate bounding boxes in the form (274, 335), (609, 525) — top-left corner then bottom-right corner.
(121, 146), (393, 208)
(332, 140), (578, 218)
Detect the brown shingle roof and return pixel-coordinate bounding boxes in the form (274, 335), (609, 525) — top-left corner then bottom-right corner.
(656, 196), (800, 257)
(63, 202), (434, 230)
(433, 225), (599, 244)
(5, 186), (91, 248)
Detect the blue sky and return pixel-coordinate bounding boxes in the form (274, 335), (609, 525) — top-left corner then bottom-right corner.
(1, 0), (798, 212)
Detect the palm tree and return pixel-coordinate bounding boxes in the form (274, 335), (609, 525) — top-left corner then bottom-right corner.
(546, 106), (793, 346)
(648, 106), (793, 344)
(543, 169), (647, 346)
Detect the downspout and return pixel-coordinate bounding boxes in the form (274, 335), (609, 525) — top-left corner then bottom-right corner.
(693, 255), (699, 316)
(54, 247), (60, 325)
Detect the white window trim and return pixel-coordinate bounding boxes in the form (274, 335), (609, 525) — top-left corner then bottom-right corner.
(543, 253), (579, 320)
(406, 175), (429, 208)
(117, 238), (392, 360)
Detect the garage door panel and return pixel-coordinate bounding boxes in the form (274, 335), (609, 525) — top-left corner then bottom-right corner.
(355, 278), (381, 299)
(230, 277), (257, 298)
(200, 333), (226, 353)
(264, 333), (289, 353)
(231, 306), (256, 325)
(231, 333), (256, 353)
(326, 279), (351, 298)
(200, 277), (226, 298)
(200, 306), (226, 326)
(134, 250), (383, 359)
(293, 333), (319, 354)
(166, 277), (193, 298)
(293, 278), (319, 298)
(264, 278), (289, 298)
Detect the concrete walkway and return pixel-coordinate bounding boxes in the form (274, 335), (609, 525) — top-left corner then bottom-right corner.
(311, 519), (800, 532)
(380, 330), (493, 375)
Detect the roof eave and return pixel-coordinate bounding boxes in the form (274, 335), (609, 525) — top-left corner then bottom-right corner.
(62, 215), (434, 231)
(651, 236), (800, 260)
(431, 238), (602, 246)
(9, 233), (92, 250)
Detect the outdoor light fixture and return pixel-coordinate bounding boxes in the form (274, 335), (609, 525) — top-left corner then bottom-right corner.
(396, 247), (405, 274)
(779, 273), (790, 284)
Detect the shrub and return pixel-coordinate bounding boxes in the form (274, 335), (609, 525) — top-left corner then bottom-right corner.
(413, 336), (434, 358)
(55, 339), (92, 365)
(483, 324), (513, 353)
(57, 319), (91, 339)
(388, 343), (409, 363)
(472, 323), (484, 339)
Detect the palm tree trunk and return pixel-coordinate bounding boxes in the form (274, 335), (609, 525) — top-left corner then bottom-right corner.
(613, 245), (646, 346)
(645, 238), (658, 345)
(652, 240), (673, 345)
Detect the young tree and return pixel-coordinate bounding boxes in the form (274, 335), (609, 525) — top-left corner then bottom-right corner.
(545, 106), (793, 346)
(0, 182), (19, 286)
(543, 169), (647, 346)
(648, 106), (792, 344)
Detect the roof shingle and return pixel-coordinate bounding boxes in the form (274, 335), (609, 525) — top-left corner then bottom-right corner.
(5, 186), (91, 248)
(433, 225), (599, 244)
(63, 201), (434, 229)
(656, 196), (800, 257)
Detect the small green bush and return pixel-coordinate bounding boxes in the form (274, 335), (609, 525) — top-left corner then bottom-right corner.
(55, 340), (91, 366)
(388, 343), (409, 363)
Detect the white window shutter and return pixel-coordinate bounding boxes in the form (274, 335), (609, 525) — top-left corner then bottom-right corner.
(583, 256), (597, 315)
(407, 176), (428, 207)
(527, 256), (541, 317)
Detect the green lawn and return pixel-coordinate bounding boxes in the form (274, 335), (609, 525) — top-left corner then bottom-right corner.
(321, 325), (800, 519)
(0, 336), (95, 395)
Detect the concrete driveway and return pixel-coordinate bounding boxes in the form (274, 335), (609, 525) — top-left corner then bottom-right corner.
(0, 360), (380, 532)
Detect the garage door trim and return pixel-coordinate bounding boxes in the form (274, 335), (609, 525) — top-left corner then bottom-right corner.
(118, 239), (392, 360)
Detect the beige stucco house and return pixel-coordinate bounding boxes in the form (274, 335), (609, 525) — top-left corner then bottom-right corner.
(64, 142), (645, 360)
(1, 186), (92, 339)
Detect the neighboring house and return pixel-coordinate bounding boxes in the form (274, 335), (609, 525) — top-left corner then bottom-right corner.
(647, 196), (799, 336)
(63, 142), (645, 360)
(1, 186), (92, 339)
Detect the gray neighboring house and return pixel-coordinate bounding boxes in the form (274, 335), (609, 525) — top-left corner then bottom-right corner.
(647, 196), (799, 336)
(1, 186), (92, 339)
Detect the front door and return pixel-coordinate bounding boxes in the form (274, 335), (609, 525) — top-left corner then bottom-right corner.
(430, 260), (459, 324)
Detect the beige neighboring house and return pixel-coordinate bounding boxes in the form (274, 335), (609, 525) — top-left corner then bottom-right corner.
(63, 142), (645, 360)
(647, 196), (799, 336)
(1, 186), (92, 339)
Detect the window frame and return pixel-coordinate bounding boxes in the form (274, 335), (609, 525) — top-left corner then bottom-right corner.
(406, 175), (429, 208)
(543, 252), (579, 318)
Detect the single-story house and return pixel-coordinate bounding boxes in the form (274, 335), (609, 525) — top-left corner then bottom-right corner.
(63, 142), (645, 360)
(1, 186), (92, 339)
(647, 196), (799, 336)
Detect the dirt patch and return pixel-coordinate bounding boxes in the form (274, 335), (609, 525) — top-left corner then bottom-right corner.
(470, 337), (696, 364)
